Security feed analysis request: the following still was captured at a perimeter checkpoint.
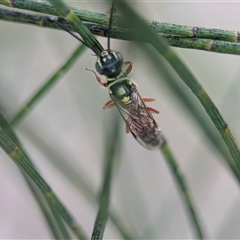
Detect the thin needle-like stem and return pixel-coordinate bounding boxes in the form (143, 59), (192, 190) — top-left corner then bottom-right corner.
(0, 130), (88, 239)
(1, 0), (240, 43)
(46, 0), (103, 54)
(160, 135), (204, 240)
(1, 8), (240, 56)
(9, 44), (86, 128)
(0, 111), (71, 239)
(91, 114), (121, 240)
(117, 1), (240, 182)
(0, 1), (239, 239)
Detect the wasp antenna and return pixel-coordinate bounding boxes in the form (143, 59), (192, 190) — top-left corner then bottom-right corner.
(54, 19), (99, 55)
(107, 2), (115, 52)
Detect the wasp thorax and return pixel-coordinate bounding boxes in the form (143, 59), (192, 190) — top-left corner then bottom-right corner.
(95, 50), (123, 77)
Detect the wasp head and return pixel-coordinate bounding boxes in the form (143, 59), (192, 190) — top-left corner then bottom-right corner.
(95, 50), (123, 77)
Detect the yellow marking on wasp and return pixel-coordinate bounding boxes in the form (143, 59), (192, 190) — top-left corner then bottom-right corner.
(117, 87), (126, 96)
(107, 75), (132, 88)
(108, 78), (115, 82)
(97, 59), (102, 68)
(102, 50), (108, 56)
(113, 52), (118, 59)
(121, 96), (130, 104)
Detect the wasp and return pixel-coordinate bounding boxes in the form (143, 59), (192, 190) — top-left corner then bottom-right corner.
(54, 4), (161, 149)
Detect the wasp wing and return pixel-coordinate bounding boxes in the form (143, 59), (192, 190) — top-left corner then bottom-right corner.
(110, 83), (161, 150)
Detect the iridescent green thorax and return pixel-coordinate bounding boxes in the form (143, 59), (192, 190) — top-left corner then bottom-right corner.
(95, 50), (124, 78)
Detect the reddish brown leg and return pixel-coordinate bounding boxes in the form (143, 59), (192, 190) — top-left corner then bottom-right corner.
(142, 97), (155, 102)
(86, 68), (108, 87)
(124, 61), (133, 75)
(147, 107), (159, 114)
(103, 100), (115, 110)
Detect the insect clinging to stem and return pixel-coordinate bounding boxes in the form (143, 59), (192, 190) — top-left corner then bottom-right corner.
(54, 3), (161, 149)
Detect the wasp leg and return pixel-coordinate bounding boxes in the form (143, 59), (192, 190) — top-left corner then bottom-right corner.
(142, 97), (155, 102)
(86, 68), (108, 87)
(124, 61), (133, 75)
(103, 100), (115, 110)
(147, 107), (159, 114)
(143, 98), (159, 113)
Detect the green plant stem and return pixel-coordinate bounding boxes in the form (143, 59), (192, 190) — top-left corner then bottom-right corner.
(0, 0), (239, 236)
(151, 21), (240, 43)
(161, 35), (240, 55)
(8, 44), (86, 128)
(0, 130), (88, 239)
(0, 0), (111, 26)
(1, 0), (240, 43)
(1, 8), (240, 56)
(23, 121), (136, 239)
(46, 0), (103, 54)
(0, 2), (212, 239)
(0, 111), (71, 239)
(152, 49), (240, 180)
(109, 210), (135, 239)
(117, 1), (240, 182)
(91, 114), (121, 240)
(0, 7), (135, 236)
(160, 135), (204, 239)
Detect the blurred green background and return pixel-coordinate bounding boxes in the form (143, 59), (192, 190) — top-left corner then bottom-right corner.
(0, 1), (240, 239)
